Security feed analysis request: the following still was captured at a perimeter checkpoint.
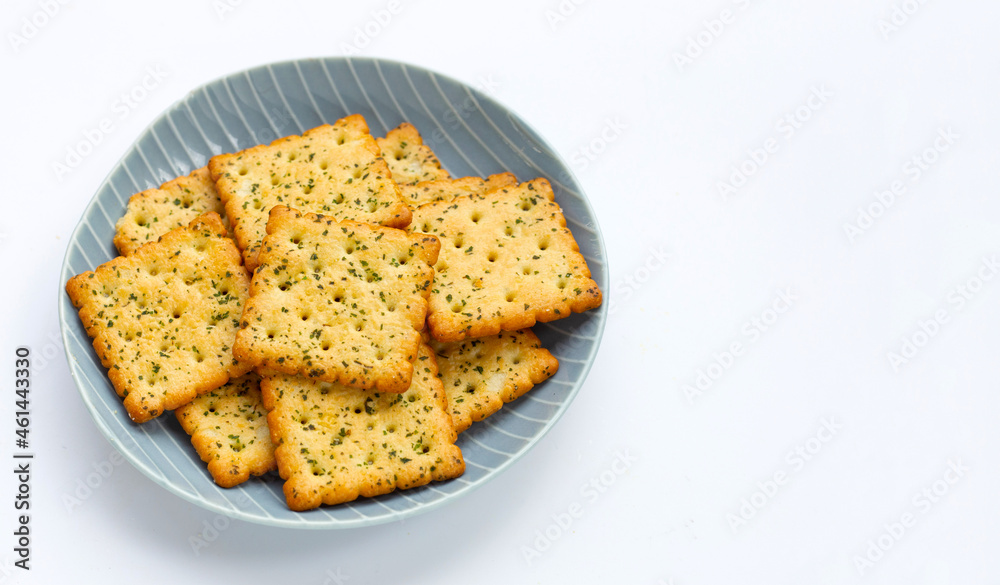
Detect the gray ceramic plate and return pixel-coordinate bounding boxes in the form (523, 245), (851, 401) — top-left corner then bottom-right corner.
(59, 57), (608, 528)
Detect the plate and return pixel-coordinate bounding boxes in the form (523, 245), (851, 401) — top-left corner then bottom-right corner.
(59, 57), (608, 528)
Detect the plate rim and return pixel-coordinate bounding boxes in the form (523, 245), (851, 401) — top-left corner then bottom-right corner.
(58, 56), (609, 529)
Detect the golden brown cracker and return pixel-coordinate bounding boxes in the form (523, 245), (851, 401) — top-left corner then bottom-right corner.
(233, 206), (439, 392)
(66, 213), (252, 422)
(401, 172), (517, 209)
(113, 167), (226, 256)
(377, 123), (450, 186)
(175, 373), (276, 487)
(208, 115), (411, 271)
(260, 344), (465, 511)
(410, 178), (602, 342)
(432, 329), (558, 432)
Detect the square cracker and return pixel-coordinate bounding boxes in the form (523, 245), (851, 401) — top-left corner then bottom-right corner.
(114, 166), (226, 256)
(376, 123), (450, 186)
(401, 172), (517, 209)
(431, 329), (559, 433)
(175, 373), (276, 488)
(260, 344), (465, 511)
(234, 206), (440, 392)
(66, 213), (252, 423)
(410, 178), (602, 342)
(208, 114), (411, 271)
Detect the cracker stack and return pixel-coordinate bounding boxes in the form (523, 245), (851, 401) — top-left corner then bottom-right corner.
(209, 114), (411, 271)
(233, 206), (440, 392)
(68, 115), (601, 511)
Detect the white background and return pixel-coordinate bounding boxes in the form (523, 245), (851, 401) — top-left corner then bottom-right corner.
(3, 0), (1000, 583)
